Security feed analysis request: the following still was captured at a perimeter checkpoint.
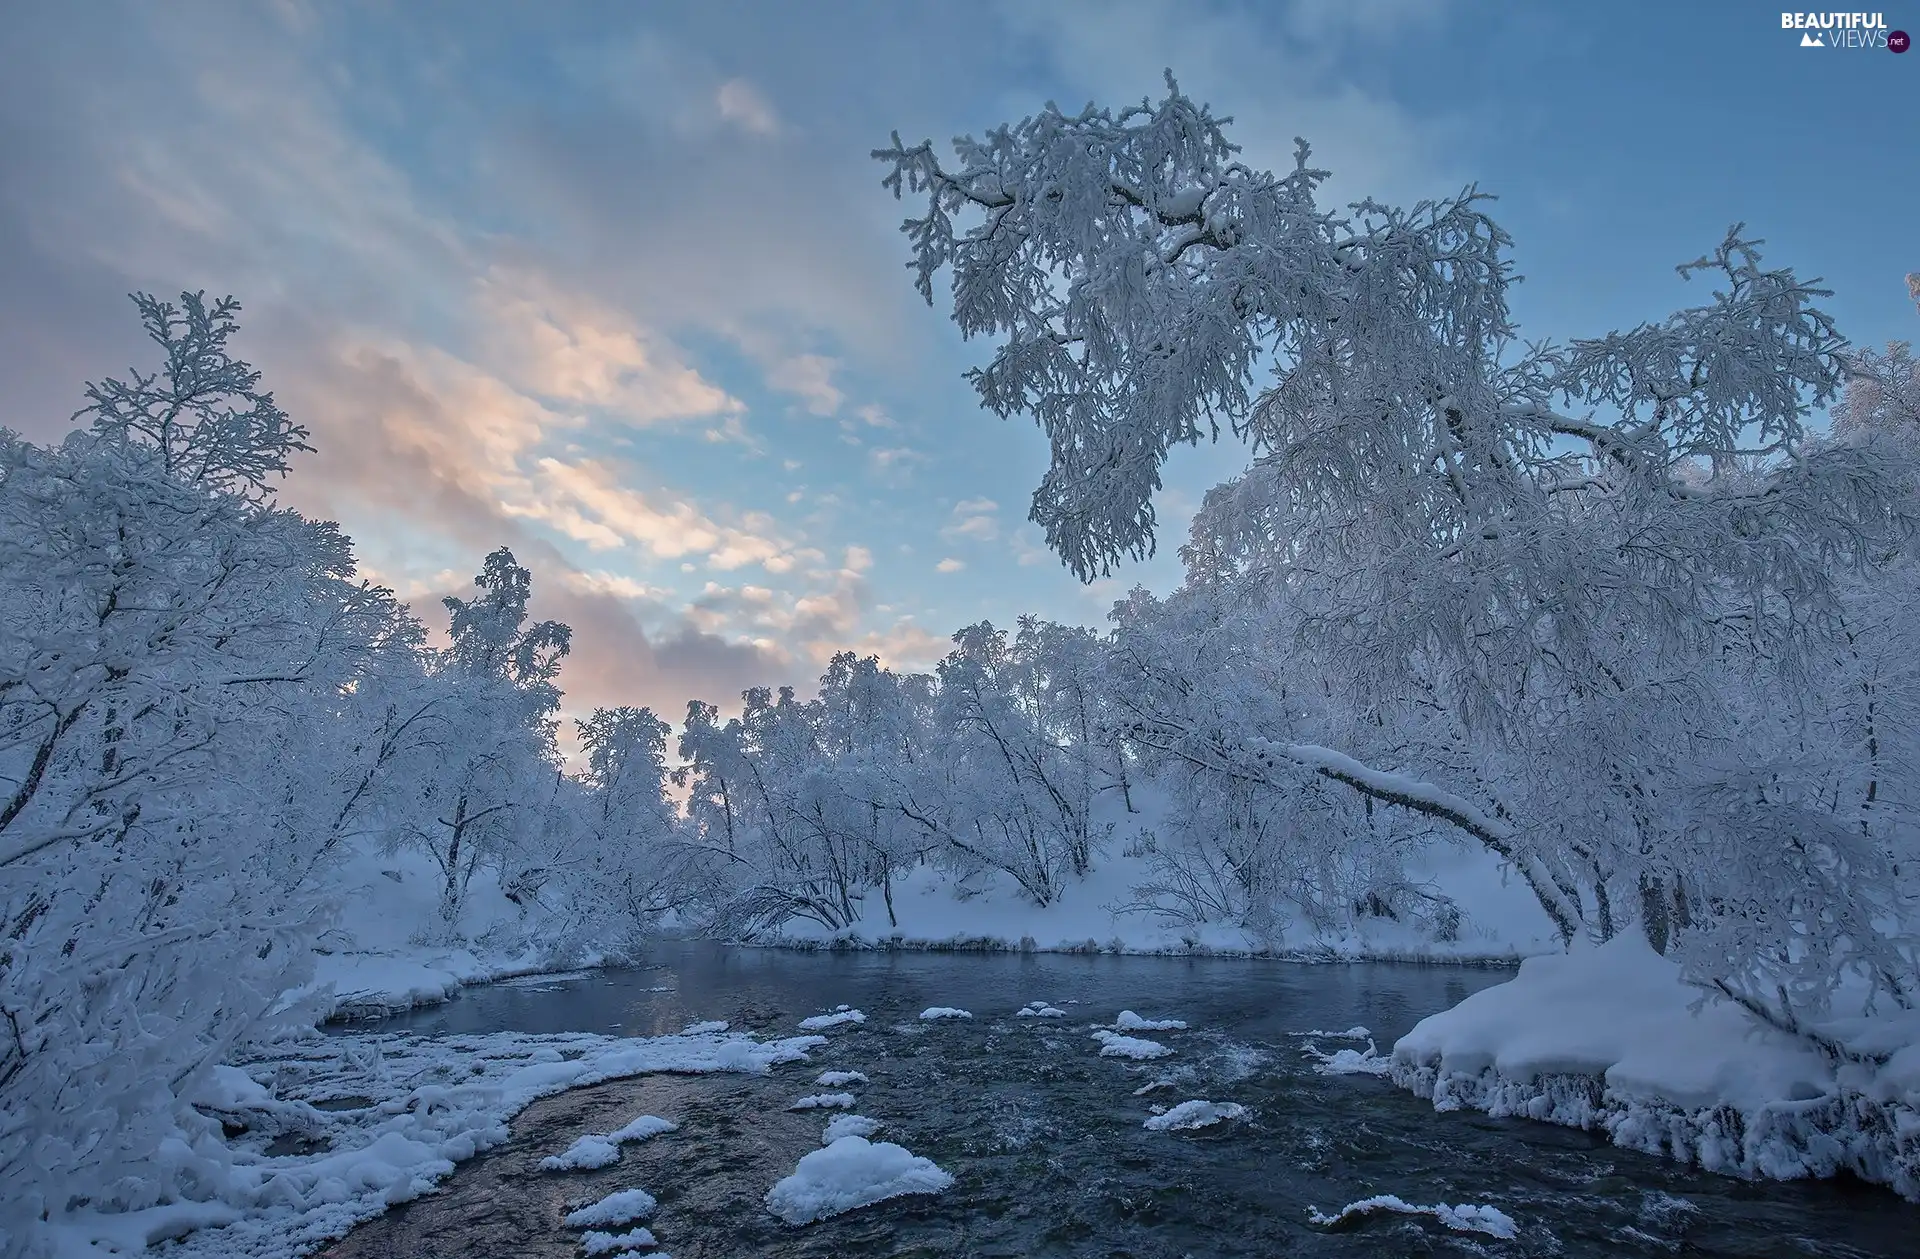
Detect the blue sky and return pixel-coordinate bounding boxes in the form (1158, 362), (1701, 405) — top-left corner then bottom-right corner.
(1, 0), (1913, 719)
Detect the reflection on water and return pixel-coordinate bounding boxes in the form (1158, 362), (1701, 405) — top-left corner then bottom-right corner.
(327, 944), (1916, 1258)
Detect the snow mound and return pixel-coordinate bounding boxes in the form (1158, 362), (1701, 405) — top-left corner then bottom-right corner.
(1090, 1029), (1172, 1060)
(764, 1135), (955, 1225)
(1116, 1010), (1187, 1032)
(1143, 1100), (1248, 1131)
(789, 1092), (857, 1110)
(541, 1136), (621, 1172)
(1307, 1194), (1517, 1239)
(681, 1020), (729, 1035)
(581, 1225), (657, 1254)
(1304, 1039), (1392, 1077)
(1016, 1003), (1066, 1018)
(540, 1114), (677, 1171)
(919, 1006), (974, 1020)
(822, 1114), (881, 1143)
(564, 1188), (658, 1229)
(815, 1070), (868, 1086)
(799, 1009), (868, 1031)
(1391, 933), (1920, 1198)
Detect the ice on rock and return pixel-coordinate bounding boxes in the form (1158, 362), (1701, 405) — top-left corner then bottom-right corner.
(1016, 1001), (1066, 1018)
(680, 1020), (730, 1035)
(919, 1006), (974, 1020)
(563, 1188), (658, 1228)
(540, 1114), (677, 1170)
(1090, 1029), (1172, 1060)
(799, 1009), (868, 1031)
(1296, 1026), (1371, 1040)
(764, 1135), (954, 1225)
(815, 1070), (869, 1086)
(1303, 1039), (1392, 1076)
(1143, 1099), (1248, 1131)
(541, 1136), (621, 1172)
(822, 1114), (882, 1143)
(788, 1092), (857, 1110)
(1115, 1010), (1187, 1032)
(1307, 1194), (1518, 1239)
(580, 1225), (658, 1254)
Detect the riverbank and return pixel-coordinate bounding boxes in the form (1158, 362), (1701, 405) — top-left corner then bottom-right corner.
(1388, 934), (1920, 1202)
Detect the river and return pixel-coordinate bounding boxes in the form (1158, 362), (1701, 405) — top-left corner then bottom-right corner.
(320, 944), (1914, 1258)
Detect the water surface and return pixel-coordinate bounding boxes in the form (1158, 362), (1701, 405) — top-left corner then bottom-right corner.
(332, 944), (1915, 1258)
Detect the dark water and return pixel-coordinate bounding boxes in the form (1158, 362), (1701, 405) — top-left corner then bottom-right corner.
(336, 944), (1916, 1258)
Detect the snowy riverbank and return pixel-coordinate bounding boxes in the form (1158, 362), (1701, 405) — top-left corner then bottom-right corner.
(1388, 934), (1920, 1200)
(756, 842), (1562, 965)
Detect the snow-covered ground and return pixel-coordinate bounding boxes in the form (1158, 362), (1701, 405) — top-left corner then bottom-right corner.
(759, 839), (1560, 962)
(293, 845), (617, 1022)
(38, 1027), (827, 1259)
(1390, 933), (1920, 1199)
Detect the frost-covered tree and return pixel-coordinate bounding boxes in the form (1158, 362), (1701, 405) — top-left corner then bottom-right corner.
(0, 295), (412, 1249)
(405, 548), (572, 937)
(877, 79), (1919, 1034)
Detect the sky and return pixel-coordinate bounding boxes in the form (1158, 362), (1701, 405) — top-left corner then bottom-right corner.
(1, 0), (1914, 723)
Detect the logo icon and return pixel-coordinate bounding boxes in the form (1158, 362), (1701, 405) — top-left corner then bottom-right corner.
(1801, 30), (1826, 44)
(1891, 28), (1911, 50)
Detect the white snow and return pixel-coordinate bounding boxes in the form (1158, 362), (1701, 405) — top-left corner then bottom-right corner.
(919, 1006), (974, 1020)
(1143, 1100), (1248, 1131)
(1307, 1194), (1518, 1239)
(815, 1070), (869, 1086)
(563, 1188), (658, 1228)
(681, 1020), (730, 1035)
(1090, 1030), (1172, 1060)
(1392, 933), (1920, 1197)
(1303, 1039), (1393, 1077)
(822, 1114), (882, 1143)
(764, 1135), (955, 1225)
(580, 1225), (658, 1254)
(1115, 1010), (1187, 1032)
(798, 1009), (868, 1031)
(61, 1028), (825, 1259)
(1296, 1026), (1371, 1040)
(1016, 1002), (1067, 1018)
(539, 1114), (677, 1171)
(788, 1092), (858, 1110)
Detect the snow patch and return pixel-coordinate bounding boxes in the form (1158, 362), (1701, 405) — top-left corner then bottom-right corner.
(580, 1225), (658, 1254)
(798, 1009), (868, 1031)
(764, 1135), (954, 1225)
(1304, 1039), (1393, 1077)
(1090, 1029), (1172, 1060)
(540, 1114), (676, 1171)
(788, 1092), (857, 1110)
(1307, 1194), (1517, 1239)
(919, 1006), (974, 1020)
(1143, 1100), (1248, 1131)
(681, 1020), (729, 1035)
(822, 1114), (882, 1143)
(815, 1070), (868, 1086)
(563, 1188), (658, 1229)
(1115, 1010), (1187, 1032)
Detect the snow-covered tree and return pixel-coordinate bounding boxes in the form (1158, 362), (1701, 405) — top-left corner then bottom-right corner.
(877, 79), (1920, 1033)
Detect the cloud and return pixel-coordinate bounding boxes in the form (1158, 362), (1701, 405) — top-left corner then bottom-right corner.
(716, 77), (780, 136)
(941, 497), (1000, 543)
(936, 557), (966, 573)
(474, 266), (742, 422)
(766, 352), (845, 415)
(843, 618), (952, 672)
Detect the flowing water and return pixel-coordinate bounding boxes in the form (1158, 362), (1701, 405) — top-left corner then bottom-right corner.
(321, 944), (1915, 1258)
